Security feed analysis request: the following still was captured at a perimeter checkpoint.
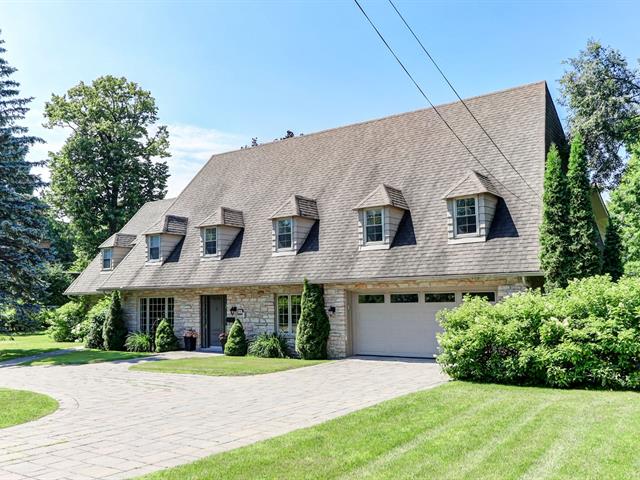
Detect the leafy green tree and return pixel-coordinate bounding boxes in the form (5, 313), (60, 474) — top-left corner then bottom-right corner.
(44, 75), (170, 262)
(103, 290), (127, 350)
(566, 133), (602, 279)
(539, 145), (571, 289)
(224, 319), (248, 356)
(155, 318), (179, 352)
(0, 34), (49, 331)
(559, 40), (640, 187)
(602, 217), (624, 281)
(610, 144), (640, 269)
(295, 279), (330, 360)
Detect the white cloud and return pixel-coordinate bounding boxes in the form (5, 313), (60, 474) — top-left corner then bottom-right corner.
(23, 107), (245, 198)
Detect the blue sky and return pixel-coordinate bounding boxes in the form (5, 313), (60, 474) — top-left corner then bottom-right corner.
(3, 0), (640, 196)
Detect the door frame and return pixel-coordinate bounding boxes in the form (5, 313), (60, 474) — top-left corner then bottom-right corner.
(200, 295), (227, 348)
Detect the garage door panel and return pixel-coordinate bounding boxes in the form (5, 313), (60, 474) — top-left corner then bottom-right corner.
(354, 294), (457, 358)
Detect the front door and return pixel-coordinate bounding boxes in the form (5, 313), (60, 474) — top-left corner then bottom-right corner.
(200, 295), (226, 348)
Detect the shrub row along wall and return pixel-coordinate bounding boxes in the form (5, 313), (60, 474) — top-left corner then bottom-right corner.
(437, 276), (640, 390)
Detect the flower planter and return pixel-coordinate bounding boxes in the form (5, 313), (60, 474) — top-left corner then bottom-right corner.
(183, 336), (197, 351)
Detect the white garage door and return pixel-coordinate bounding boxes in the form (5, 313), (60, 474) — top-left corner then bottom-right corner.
(353, 292), (461, 358)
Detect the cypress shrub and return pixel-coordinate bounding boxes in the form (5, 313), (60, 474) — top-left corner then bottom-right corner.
(224, 319), (248, 356)
(85, 297), (111, 349)
(154, 319), (179, 352)
(102, 291), (127, 351)
(602, 218), (624, 281)
(539, 144), (571, 289)
(295, 279), (330, 360)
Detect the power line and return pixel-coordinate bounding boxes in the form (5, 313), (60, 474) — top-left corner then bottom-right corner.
(387, 0), (542, 200)
(352, 0), (534, 206)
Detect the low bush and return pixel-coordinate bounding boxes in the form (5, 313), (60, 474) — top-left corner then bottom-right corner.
(224, 319), (248, 356)
(248, 332), (290, 358)
(126, 331), (154, 352)
(84, 297), (111, 349)
(437, 275), (640, 390)
(155, 319), (179, 353)
(103, 291), (127, 351)
(46, 302), (86, 342)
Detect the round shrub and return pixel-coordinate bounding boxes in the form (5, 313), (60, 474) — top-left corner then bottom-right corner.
(295, 279), (330, 360)
(155, 319), (179, 352)
(437, 275), (640, 390)
(224, 319), (248, 356)
(248, 332), (290, 358)
(46, 301), (86, 342)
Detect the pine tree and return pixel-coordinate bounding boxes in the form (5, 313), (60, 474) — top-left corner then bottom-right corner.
(224, 319), (247, 356)
(102, 291), (127, 350)
(295, 279), (330, 360)
(539, 144), (571, 289)
(602, 218), (624, 281)
(0, 33), (49, 331)
(566, 133), (603, 279)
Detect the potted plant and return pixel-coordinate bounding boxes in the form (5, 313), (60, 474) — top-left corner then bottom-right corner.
(183, 329), (198, 351)
(219, 332), (228, 351)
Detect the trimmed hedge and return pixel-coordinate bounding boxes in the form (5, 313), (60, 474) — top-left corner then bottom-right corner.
(437, 275), (640, 390)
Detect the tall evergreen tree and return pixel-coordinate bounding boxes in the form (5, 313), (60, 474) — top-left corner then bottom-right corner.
(566, 133), (603, 279)
(0, 33), (49, 331)
(44, 75), (170, 264)
(602, 217), (624, 281)
(539, 144), (571, 289)
(295, 279), (330, 360)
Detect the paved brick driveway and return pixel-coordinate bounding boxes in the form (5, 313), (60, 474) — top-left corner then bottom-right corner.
(0, 354), (447, 479)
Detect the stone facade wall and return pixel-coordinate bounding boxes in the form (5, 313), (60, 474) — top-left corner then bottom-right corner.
(122, 275), (531, 358)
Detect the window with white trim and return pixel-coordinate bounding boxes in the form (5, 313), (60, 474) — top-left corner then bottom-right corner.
(102, 248), (113, 270)
(139, 297), (174, 337)
(277, 294), (301, 334)
(203, 227), (217, 256)
(455, 197), (477, 235)
(148, 235), (161, 261)
(277, 218), (293, 250)
(364, 208), (383, 243)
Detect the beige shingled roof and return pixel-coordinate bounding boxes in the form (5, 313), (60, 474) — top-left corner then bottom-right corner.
(98, 233), (137, 249)
(145, 214), (189, 235)
(271, 195), (319, 219)
(354, 184), (409, 211)
(443, 170), (502, 199)
(198, 207), (245, 228)
(67, 82), (565, 295)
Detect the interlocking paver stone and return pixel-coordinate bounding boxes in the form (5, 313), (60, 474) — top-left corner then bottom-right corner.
(0, 354), (447, 479)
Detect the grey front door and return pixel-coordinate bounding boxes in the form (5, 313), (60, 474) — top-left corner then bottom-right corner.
(200, 295), (226, 348)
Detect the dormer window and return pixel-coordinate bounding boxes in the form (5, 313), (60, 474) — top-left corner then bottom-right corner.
(364, 209), (384, 243)
(277, 218), (293, 250)
(148, 235), (160, 261)
(102, 248), (113, 270)
(204, 227), (217, 256)
(455, 197), (477, 236)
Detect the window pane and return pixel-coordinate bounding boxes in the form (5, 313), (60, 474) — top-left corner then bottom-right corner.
(148, 297), (166, 337)
(366, 209), (382, 225)
(277, 295), (289, 332)
(455, 198), (477, 235)
(366, 224), (383, 242)
(463, 292), (496, 302)
(167, 298), (174, 325)
(425, 293), (456, 303)
(149, 235), (160, 260)
(358, 294), (385, 304)
(204, 228), (217, 255)
(390, 294), (419, 303)
(291, 295), (302, 330)
(150, 235), (160, 247)
(277, 219), (293, 249)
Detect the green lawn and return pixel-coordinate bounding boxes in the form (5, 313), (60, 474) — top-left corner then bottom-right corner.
(0, 332), (77, 362)
(20, 349), (149, 366)
(0, 388), (58, 429)
(142, 382), (640, 480)
(130, 355), (327, 376)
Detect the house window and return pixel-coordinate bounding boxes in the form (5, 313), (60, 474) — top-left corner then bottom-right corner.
(425, 293), (456, 303)
(102, 248), (113, 270)
(148, 235), (160, 261)
(390, 293), (419, 303)
(364, 208), (383, 243)
(463, 292), (496, 302)
(358, 294), (385, 304)
(139, 297), (174, 337)
(277, 294), (301, 334)
(277, 218), (293, 250)
(203, 227), (217, 256)
(455, 197), (477, 235)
